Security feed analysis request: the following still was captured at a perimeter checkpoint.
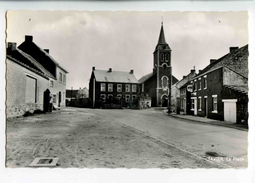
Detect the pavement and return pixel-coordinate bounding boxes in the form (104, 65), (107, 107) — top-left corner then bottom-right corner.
(162, 110), (248, 131)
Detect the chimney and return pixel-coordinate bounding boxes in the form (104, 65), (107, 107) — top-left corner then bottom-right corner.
(25, 35), (33, 42)
(44, 49), (49, 54)
(7, 42), (17, 51)
(191, 69), (195, 74)
(229, 47), (239, 53)
(92, 66), (95, 71)
(210, 59), (217, 64)
(108, 68), (112, 72)
(130, 70), (134, 74)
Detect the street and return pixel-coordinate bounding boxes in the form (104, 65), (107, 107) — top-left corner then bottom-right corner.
(6, 107), (248, 168)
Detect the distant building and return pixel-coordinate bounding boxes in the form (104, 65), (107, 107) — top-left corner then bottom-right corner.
(76, 87), (89, 99)
(66, 89), (79, 102)
(171, 69), (196, 113)
(18, 35), (68, 109)
(6, 42), (49, 117)
(187, 45), (248, 123)
(139, 22), (178, 107)
(89, 67), (139, 108)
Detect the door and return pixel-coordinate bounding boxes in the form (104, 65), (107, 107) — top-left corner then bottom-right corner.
(162, 95), (168, 107)
(194, 98), (197, 115)
(223, 100), (237, 123)
(59, 91), (61, 107)
(204, 98), (208, 117)
(25, 76), (37, 103)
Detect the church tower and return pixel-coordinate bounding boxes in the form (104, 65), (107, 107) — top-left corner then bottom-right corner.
(153, 22), (172, 107)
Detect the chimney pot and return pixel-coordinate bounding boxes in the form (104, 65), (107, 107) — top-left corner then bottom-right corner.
(130, 70), (134, 74)
(25, 35), (33, 42)
(44, 49), (49, 53)
(229, 47), (239, 53)
(7, 42), (17, 51)
(92, 67), (95, 71)
(108, 68), (112, 72)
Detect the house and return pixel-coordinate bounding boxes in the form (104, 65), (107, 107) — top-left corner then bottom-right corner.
(139, 22), (178, 107)
(171, 69), (196, 113)
(187, 45), (248, 123)
(6, 42), (50, 117)
(66, 89), (79, 102)
(18, 35), (68, 109)
(89, 67), (139, 108)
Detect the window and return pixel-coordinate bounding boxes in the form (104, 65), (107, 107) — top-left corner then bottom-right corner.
(204, 75), (207, 89)
(162, 76), (168, 89)
(108, 84), (113, 92)
(212, 95), (217, 113)
(63, 92), (65, 102)
(101, 83), (106, 92)
(165, 53), (169, 62)
(194, 80), (197, 91)
(160, 53), (164, 61)
(126, 84), (130, 92)
(117, 94), (122, 99)
(198, 97), (202, 111)
(132, 95), (136, 102)
(117, 84), (122, 92)
(100, 94), (106, 102)
(50, 80), (54, 87)
(52, 94), (56, 103)
(132, 85), (137, 92)
(198, 78), (201, 90)
(142, 83), (144, 93)
(63, 75), (66, 84)
(125, 95), (130, 102)
(108, 94), (113, 99)
(59, 72), (62, 82)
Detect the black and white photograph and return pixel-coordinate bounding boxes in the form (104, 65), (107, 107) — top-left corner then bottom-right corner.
(1, 1), (255, 182)
(5, 10), (249, 169)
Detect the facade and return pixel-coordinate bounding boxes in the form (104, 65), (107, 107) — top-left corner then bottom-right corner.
(139, 23), (178, 107)
(18, 35), (68, 108)
(89, 67), (139, 108)
(6, 42), (50, 118)
(171, 69), (196, 113)
(187, 45), (248, 123)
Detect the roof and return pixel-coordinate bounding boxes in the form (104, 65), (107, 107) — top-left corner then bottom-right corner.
(93, 70), (138, 83)
(223, 85), (248, 95)
(194, 45), (248, 79)
(138, 72), (155, 83)
(138, 72), (179, 85)
(7, 48), (50, 80)
(154, 23), (171, 52)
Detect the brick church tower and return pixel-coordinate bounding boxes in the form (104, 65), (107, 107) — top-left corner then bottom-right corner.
(139, 21), (176, 107)
(153, 22), (172, 107)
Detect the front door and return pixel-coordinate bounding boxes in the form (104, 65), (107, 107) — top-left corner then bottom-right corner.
(59, 91), (61, 107)
(204, 98), (208, 117)
(194, 98), (197, 115)
(162, 95), (168, 107)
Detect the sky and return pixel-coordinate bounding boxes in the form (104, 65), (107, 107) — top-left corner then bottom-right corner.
(6, 11), (248, 89)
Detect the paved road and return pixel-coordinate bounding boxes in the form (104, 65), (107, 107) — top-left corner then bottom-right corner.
(80, 108), (248, 168)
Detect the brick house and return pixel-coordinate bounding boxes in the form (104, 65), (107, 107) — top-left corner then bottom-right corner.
(187, 45), (248, 123)
(18, 35), (68, 108)
(171, 69), (196, 113)
(139, 22), (178, 107)
(89, 67), (139, 108)
(6, 42), (50, 117)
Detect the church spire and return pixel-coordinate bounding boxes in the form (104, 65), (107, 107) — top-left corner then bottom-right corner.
(157, 21), (166, 45)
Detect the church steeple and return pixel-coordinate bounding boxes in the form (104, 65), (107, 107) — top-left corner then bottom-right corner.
(157, 22), (166, 45)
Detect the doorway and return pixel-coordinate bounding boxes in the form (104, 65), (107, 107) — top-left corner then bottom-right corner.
(223, 99), (237, 123)
(59, 91), (61, 107)
(204, 97), (208, 117)
(162, 95), (168, 107)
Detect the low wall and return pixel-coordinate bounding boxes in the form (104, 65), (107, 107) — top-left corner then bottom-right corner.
(6, 103), (43, 118)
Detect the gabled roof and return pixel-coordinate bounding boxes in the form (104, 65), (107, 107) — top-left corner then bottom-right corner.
(154, 23), (171, 52)
(7, 48), (50, 80)
(194, 45), (248, 79)
(93, 70), (138, 83)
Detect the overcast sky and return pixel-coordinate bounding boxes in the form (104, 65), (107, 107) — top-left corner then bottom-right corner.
(7, 11), (248, 89)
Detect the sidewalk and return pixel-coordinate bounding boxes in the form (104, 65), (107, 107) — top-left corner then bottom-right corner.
(163, 110), (248, 131)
